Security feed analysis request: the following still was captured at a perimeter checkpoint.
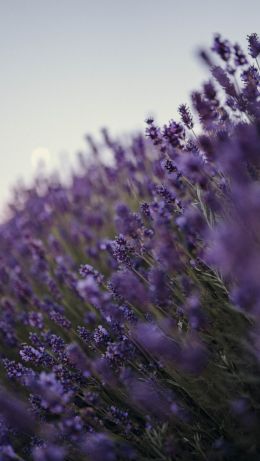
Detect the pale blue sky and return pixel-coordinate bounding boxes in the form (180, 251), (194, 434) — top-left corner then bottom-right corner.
(0, 0), (259, 209)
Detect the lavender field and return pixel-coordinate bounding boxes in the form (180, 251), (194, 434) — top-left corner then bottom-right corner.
(0, 33), (260, 460)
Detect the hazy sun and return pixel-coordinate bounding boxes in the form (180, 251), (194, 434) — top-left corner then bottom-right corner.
(31, 147), (51, 169)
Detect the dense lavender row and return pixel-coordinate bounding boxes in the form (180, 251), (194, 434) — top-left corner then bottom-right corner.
(0, 33), (260, 460)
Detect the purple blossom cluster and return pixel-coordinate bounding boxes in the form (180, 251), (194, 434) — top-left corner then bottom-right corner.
(0, 33), (260, 460)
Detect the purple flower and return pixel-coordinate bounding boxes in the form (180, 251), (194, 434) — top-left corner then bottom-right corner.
(2, 358), (35, 385)
(211, 66), (236, 97)
(36, 372), (72, 414)
(0, 444), (18, 460)
(115, 206), (143, 239)
(247, 33), (260, 58)
(110, 269), (148, 310)
(191, 91), (217, 129)
(163, 120), (185, 148)
(66, 343), (91, 377)
(234, 43), (248, 66)
(93, 325), (109, 345)
(20, 344), (44, 364)
(82, 433), (116, 461)
(28, 312), (44, 329)
(148, 268), (171, 306)
(49, 310), (71, 330)
(145, 120), (164, 148)
(47, 334), (66, 355)
(133, 322), (180, 364)
(178, 104), (194, 129)
(212, 34), (231, 62)
(32, 444), (66, 461)
(76, 275), (109, 309)
(111, 235), (134, 266)
(0, 389), (35, 434)
(79, 264), (103, 283)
